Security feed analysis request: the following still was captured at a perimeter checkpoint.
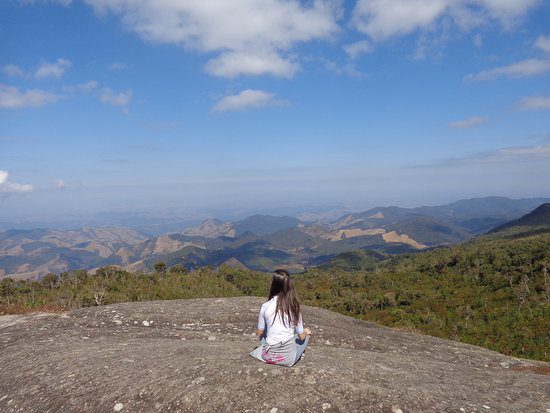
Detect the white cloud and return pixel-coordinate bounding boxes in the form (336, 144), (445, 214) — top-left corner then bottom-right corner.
(212, 89), (285, 113)
(2, 64), (25, 77)
(83, 0), (340, 78)
(464, 59), (550, 82)
(0, 170), (34, 193)
(3, 58), (72, 79)
(100, 88), (133, 109)
(344, 40), (373, 59)
(0, 84), (61, 109)
(449, 116), (486, 129)
(413, 142), (550, 168)
(351, 0), (538, 39)
(517, 96), (550, 110)
(494, 144), (550, 158)
(534, 35), (550, 53)
(352, 0), (447, 39)
(54, 179), (66, 189)
(35, 58), (72, 79)
(204, 50), (299, 78)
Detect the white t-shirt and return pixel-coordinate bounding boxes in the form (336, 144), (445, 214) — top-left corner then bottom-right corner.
(257, 296), (304, 346)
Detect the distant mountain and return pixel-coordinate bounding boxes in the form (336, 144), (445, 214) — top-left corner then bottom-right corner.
(182, 218), (235, 238)
(3, 196), (549, 278)
(330, 197), (550, 239)
(326, 209), (468, 247)
(0, 227), (148, 279)
(182, 215), (302, 238)
(488, 203), (550, 233)
(413, 196), (550, 233)
(232, 215), (302, 236)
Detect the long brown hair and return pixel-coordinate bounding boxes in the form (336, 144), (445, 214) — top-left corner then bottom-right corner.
(269, 269), (301, 327)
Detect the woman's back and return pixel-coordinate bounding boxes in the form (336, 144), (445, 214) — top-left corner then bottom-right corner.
(258, 296), (304, 346)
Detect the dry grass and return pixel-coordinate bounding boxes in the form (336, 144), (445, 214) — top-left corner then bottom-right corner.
(0, 304), (65, 316)
(511, 364), (550, 376)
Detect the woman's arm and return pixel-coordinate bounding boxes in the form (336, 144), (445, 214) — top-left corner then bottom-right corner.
(256, 304), (266, 338)
(295, 313), (311, 341)
(297, 327), (312, 341)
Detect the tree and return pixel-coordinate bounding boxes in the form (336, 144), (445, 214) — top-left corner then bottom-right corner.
(42, 273), (58, 290)
(91, 276), (108, 306)
(96, 266), (121, 279)
(0, 278), (15, 305)
(169, 264), (186, 275)
(154, 261), (167, 275)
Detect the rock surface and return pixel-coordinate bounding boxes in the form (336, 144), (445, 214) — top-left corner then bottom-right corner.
(0, 297), (548, 413)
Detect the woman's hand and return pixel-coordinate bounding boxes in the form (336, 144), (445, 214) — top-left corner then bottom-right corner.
(297, 327), (312, 341)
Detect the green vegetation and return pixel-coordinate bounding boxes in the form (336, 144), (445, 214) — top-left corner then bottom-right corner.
(1, 232), (548, 362)
(296, 232), (549, 361)
(0, 265), (269, 313)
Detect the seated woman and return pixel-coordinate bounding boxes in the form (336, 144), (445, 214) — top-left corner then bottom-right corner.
(249, 269), (312, 367)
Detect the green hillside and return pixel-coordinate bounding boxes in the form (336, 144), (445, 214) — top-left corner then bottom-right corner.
(295, 232), (549, 361)
(319, 249), (387, 271)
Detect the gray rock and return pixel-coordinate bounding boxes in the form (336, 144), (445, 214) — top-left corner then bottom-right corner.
(0, 297), (548, 413)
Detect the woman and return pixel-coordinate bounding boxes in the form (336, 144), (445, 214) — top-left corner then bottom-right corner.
(249, 269), (312, 367)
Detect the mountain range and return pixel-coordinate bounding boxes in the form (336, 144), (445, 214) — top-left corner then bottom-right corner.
(1, 196), (548, 279)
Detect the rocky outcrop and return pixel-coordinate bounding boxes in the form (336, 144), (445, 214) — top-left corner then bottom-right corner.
(0, 297), (548, 412)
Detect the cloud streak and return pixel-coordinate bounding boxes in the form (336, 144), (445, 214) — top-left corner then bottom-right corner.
(213, 89), (286, 113)
(464, 59), (550, 82)
(517, 96), (550, 111)
(2, 64), (25, 77)
(410, 143), (550, 169)
(344, 40), (373, 59)
(0, 84), (61, 109)
(110, 62), (129, 71)
(449, 116), (486, 129)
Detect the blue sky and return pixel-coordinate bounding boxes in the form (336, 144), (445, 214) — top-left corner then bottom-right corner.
(1, 0), (550, 221)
